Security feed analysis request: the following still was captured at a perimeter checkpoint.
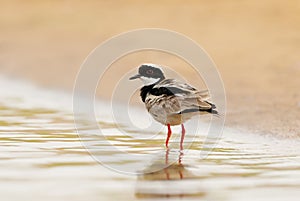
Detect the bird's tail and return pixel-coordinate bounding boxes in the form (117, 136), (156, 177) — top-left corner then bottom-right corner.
(204, 101), (221, 117)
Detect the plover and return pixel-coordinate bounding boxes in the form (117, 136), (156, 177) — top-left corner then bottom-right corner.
(130, 64), (218, 150)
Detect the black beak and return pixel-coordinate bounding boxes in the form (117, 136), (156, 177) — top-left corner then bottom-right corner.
(129, 74), (141, 80)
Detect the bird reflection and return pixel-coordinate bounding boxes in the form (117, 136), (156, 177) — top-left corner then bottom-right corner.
(135, 149), (205, 199)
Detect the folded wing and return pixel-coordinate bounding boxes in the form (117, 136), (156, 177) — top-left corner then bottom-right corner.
(148, 79), (217, 115)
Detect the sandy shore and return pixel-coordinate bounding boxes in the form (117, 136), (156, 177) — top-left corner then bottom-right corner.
(1, 0), (299, 138)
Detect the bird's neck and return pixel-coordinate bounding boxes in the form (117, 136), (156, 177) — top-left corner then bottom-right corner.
(140, 78), (164, 102)
(140, 84), (155, 103)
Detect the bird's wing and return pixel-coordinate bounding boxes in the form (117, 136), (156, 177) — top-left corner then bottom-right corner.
(149, 79), (214, 114)
(155, 79), (197, 92)
(155, 79), (210, 100)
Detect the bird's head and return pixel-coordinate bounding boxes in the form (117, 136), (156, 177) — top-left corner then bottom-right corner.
(129, 64), (165, 85)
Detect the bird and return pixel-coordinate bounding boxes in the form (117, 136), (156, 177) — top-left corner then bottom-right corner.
(129, 63), (218, 150)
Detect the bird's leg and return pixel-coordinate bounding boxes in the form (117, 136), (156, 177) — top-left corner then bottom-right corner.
(165, 124), (172, 148)
(180, 124), (186, 150)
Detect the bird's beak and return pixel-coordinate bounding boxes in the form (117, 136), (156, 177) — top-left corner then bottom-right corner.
(129, 74), (141, 80)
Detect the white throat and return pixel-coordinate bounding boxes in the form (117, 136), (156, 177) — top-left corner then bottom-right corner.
(140, 76), (160, 85)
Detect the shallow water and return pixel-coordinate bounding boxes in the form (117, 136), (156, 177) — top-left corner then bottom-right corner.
(1, 76), (300, 201)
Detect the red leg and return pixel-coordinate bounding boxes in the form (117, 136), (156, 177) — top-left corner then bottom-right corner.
(180, 124), (186, 150)
(165, 124), (172, 148)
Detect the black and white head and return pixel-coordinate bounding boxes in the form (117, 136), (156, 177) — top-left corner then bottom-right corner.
(129, 63), (165, 85)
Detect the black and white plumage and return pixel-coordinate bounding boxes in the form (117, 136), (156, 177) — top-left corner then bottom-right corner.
(130, 63), (218, 150)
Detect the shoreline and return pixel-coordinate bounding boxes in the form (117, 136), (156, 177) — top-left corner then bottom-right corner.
(1, 73), (299, 141)
(2, 70), (300, 139)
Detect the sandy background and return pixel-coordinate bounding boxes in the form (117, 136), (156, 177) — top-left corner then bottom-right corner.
(0, 0), (299, 137)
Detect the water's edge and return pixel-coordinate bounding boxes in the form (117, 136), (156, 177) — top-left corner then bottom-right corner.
(1, 75), (300, 201)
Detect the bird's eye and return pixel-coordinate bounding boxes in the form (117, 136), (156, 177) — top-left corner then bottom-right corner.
(146, 69), (154, 74)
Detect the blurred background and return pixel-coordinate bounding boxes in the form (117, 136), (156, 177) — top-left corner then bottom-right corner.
(1, 0), (299, 136)
(1, 1), (300, 201)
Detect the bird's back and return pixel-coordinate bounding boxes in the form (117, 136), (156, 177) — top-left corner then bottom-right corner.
(142, 79), (217, 125)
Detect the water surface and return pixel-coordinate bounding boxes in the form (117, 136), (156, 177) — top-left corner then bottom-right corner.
(1, 76), (300, 201)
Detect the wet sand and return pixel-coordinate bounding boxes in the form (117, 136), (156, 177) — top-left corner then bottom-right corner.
(1, 0), (299, 137)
